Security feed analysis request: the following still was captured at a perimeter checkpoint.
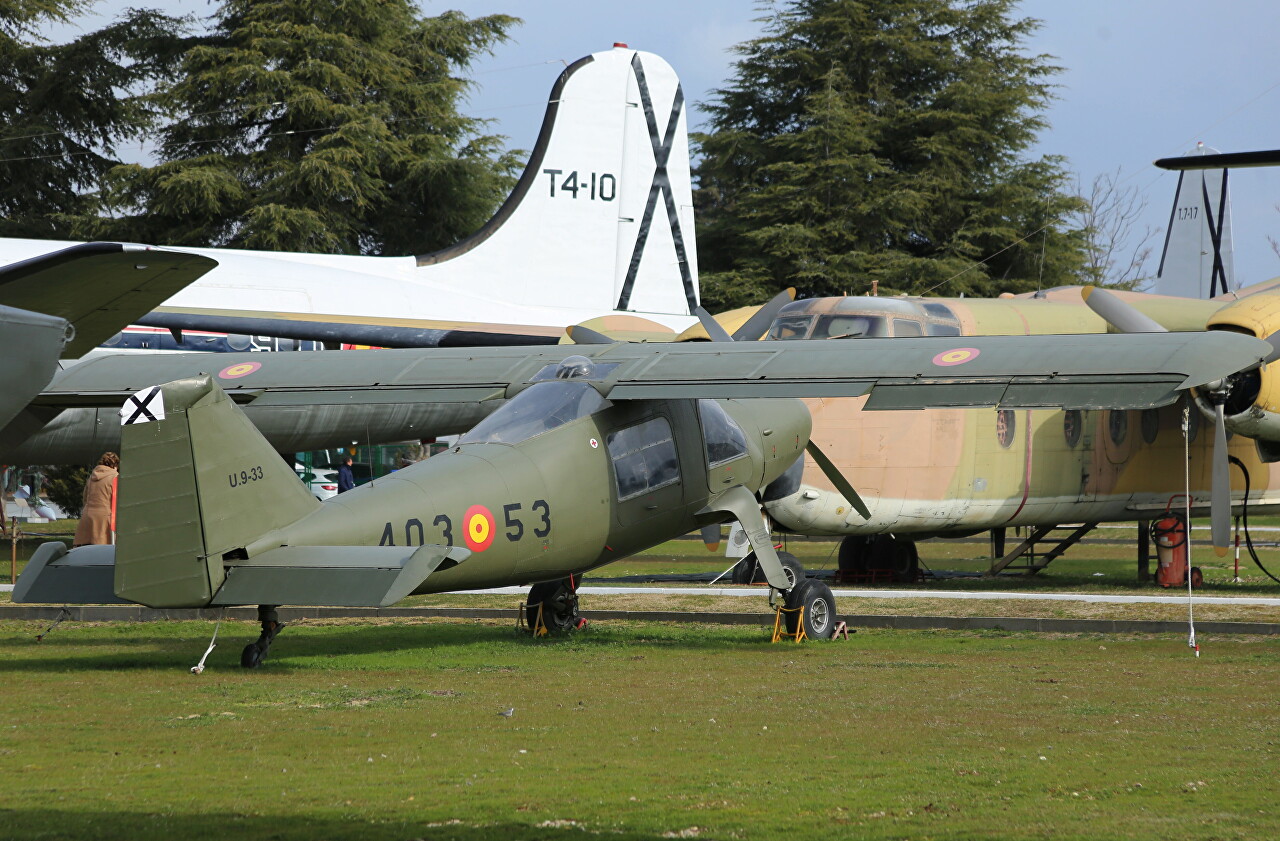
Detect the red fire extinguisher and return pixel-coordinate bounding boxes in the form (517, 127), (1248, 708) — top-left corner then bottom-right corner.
(1152, 500), (1203, 588)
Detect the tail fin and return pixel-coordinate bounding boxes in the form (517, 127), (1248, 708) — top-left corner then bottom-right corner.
(114, 376), (321, 606)
(113, 375), (465, 609)
(1155, 143), (1235, 298)
(417, 46), (699, 318)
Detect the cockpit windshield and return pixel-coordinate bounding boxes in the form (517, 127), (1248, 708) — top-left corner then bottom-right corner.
(769, 314), (888, 340)
(768, 316), (813, 340)
(812, 314), (886, 339)
(458, 381), (609, 446)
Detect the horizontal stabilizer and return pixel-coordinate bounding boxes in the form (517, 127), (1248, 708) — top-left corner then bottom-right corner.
(12, 543), (129, 604)
(210, 544), (469, 607)
(0, 242), (218, 356)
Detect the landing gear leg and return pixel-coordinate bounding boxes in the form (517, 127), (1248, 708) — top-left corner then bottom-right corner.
(241, 605), (285, 669)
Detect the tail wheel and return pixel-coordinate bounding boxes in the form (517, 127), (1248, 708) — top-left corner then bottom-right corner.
(784, 580), (836, 639)
(526, 578), (581, 632)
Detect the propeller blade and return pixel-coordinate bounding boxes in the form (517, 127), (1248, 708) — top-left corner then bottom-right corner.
(729, 288), (797, 342)
(694, 306), (735, 343)
(1211, 402), (1231, 557)
(1081, 287), (1168, 333)
(566, 325), (615, 345)
(700, 524), (722, 552)
(805, 441), (871, 520)
(1263, 330), (1280, 365)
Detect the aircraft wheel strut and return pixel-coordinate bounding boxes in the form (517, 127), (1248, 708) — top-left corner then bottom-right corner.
(241, 606), (285, 669)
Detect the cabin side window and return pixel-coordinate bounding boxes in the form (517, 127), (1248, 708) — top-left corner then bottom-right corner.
(607, 417), (680, 500)
(698, 400), (749, 467)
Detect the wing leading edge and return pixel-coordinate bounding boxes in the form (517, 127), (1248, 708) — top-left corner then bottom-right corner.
(35, 331), (1268, 413)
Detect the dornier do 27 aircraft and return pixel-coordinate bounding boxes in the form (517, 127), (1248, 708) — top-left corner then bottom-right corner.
(15, 326), (1269, 667)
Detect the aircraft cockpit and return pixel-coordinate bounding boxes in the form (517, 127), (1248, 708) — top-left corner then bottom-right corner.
(458, 377), (610, 446)
(766, 297), (962, 340)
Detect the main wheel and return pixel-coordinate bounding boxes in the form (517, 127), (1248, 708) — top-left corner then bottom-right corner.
(783, 579), (837, 639)
(777, 551), (806, 590)
(526, 578), (581, 632)
(731, 552), (759, 585)
(837, 536), (870, 580)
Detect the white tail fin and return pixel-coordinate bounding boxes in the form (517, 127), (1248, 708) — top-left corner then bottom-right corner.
(1155, 143), (1235, 298)
(417, 46), (699, 318)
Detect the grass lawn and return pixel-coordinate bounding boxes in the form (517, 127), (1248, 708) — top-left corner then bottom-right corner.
(0, 618), (1277, 840)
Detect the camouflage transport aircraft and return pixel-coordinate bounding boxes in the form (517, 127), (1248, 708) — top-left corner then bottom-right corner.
(754, 285), (1280, 576)
(14, 328), (1269, 666)
(753, 148), (1280, 578)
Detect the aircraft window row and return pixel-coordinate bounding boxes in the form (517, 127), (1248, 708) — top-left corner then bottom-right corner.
(458, 381), (608, 446)
(698, 400), (749, 467)
(607, 417), (680, 501)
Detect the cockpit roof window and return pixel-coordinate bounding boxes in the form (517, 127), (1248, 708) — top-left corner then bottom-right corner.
(458, 381), (608, 446)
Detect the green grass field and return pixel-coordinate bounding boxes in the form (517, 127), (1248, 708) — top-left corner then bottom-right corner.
(1, 619), (1277, 840)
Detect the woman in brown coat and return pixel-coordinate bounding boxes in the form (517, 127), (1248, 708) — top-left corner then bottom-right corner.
(73, 452), (119, 547)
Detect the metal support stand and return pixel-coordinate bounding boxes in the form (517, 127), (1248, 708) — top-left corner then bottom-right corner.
(990, 527), (1006, 560)
(987, 523), (1098, 576)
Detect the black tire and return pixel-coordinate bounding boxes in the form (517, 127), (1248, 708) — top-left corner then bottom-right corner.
(1189, 566), (1204, 588)
(241, 643), (263, 669)
(526, 578), (581, 632)
(784, 580), (837, 639)
(837, 536), (869, 578)
(887, 539), (920, 583)
(777, 551), (806, 590)
(731, 552), (759, 585)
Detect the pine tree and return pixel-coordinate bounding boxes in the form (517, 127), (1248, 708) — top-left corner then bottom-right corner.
(694, 0), (1085, 308)
(0, 0), (181, 239)
(95, 1), (519, 255)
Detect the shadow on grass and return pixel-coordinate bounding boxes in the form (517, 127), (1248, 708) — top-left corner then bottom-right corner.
(0, 617), (771, 673)
(0, 810), (668, 841)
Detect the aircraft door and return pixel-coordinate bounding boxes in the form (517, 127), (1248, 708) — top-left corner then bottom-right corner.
(606, 409), (686, 529)
(698, 399), (752, 493)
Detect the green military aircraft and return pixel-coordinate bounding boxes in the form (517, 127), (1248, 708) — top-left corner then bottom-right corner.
(15, 327), (1269, 667)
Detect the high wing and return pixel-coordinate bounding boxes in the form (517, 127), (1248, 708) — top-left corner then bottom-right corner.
(0, 304), (69, 430)
(0, 242), (218, 357)
(35, 331), (1268, 412)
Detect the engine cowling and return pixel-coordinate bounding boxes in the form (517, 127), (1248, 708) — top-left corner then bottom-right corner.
(1200, 295), (1280, 458)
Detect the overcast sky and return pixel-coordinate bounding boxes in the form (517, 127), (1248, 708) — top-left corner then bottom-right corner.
(45, 0), (1280, 290)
